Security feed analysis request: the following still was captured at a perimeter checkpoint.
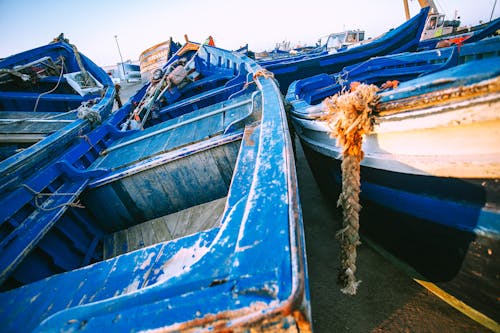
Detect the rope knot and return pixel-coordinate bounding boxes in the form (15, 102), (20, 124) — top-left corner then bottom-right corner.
(77, 104), (101, 125)
(253, 68), (275, 80)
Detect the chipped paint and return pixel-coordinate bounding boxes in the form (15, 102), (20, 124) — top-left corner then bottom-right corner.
(30, 293), (40, 303)
(377, 76), (500, 116)
(294, 92), (500, 178)
(124, 277), (141, 294)
(155, 238), (211, 283)
(0, 45), (311, 333)
(140, 252), (156, 270)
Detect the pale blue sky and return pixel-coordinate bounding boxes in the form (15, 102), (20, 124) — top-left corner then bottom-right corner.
(1, 0), (498, 66)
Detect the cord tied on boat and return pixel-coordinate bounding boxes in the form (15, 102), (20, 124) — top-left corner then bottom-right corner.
(33, 56), (66, 112)
(243, 68), (275, 89)
(21, 184), (84, 211)
(253, 68), (275, 80)
(322, 83), (379, 295)
(77, 102), (101, 126)
(52, 33), (96, 89)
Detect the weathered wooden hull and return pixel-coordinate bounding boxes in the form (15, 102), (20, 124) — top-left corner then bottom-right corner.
(83, 136), (241, 231)
(0, 44), (311, 332)
(0, 39), (115, 187)
(262, 7), (429, 92)
(139, 38), (180, 82)
(300, 142), (500, 321)
(295, 36), (500, 106)
(287, 55), (500, 323)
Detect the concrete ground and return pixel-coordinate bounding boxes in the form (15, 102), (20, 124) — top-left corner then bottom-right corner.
(113, 81), (143, 109)
(294, 138), (491, 333)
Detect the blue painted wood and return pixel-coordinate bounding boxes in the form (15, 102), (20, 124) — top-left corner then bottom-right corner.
(286, 38), (500, 321)
(0, 43), (311, 332)
(0, 38), (115, 201)
(0, 91), (85, 110)
(262, 7), (429, 93)
(378, 57), (500, 103)
(0, 179), (89, 285)
(289, 36), (500, 107)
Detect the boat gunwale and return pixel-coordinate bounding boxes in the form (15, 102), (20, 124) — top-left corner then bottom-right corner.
(3, 44), (311, 332)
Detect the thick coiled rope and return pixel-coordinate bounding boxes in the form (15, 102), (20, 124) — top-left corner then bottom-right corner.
(322, 83), (379, 295)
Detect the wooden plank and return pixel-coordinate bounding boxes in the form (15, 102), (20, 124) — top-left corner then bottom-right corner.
(0, 133), (46, 143)
(112, 230), (129, 258)
(138, 220), (156, 249)
(209, 141), (240, 187)
(170, 207), (192, 239)
(189, 149), (228, 200)
(161, 120), (193, 152)
(126, 223), (144, 253)
(149, 218), (169, 243)
(0, 121), (67, 135)
(0, 111), (72, 119)
(119, 171), (159, 222)
(181, 197), (225, 237)
(199, 113), (224, 139)
(83, 185), (136, 232)
(104, 197), (227, 258)
(222, 102), (252, 129)
(149, 165), (185, 213)
(139, 117), (183, 160)
(102, 234), (115, 259)
(164, 158), (199, 210)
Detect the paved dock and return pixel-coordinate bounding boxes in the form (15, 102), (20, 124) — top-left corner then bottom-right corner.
(294, 138), (491, 332)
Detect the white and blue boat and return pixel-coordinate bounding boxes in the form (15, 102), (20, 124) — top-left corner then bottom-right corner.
(286, 37), (500, 323)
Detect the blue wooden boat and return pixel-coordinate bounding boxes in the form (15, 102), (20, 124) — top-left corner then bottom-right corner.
(0, 35), (115, 164)
(286, 38), (500, 324)
(262, 7), (429, 92)
(0, 42), (311, 332)
(293, 36), (500, 105)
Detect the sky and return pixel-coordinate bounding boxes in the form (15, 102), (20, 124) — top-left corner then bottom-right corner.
(1, 0), (499, 67)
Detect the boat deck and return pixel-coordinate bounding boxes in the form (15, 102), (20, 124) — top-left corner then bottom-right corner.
(103, 197), (226, 259)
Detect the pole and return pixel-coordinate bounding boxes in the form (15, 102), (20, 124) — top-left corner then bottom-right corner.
(114, 35), (126, 81)
(491, 0), (498, 21)
(403, 0), (411, 20)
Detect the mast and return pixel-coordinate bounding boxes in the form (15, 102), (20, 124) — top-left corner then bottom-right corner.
(403, 0), (439, 20)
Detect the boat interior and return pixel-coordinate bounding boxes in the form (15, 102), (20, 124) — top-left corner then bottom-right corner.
(0, 73), (265, 333)
(0, 42), (111, 161)
(0, 45), (263, 297)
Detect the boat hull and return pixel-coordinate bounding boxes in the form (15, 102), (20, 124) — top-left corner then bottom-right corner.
(263, 7), (429, 92)
(299, 140), (499, 321)
(290, 79), (500, 321)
